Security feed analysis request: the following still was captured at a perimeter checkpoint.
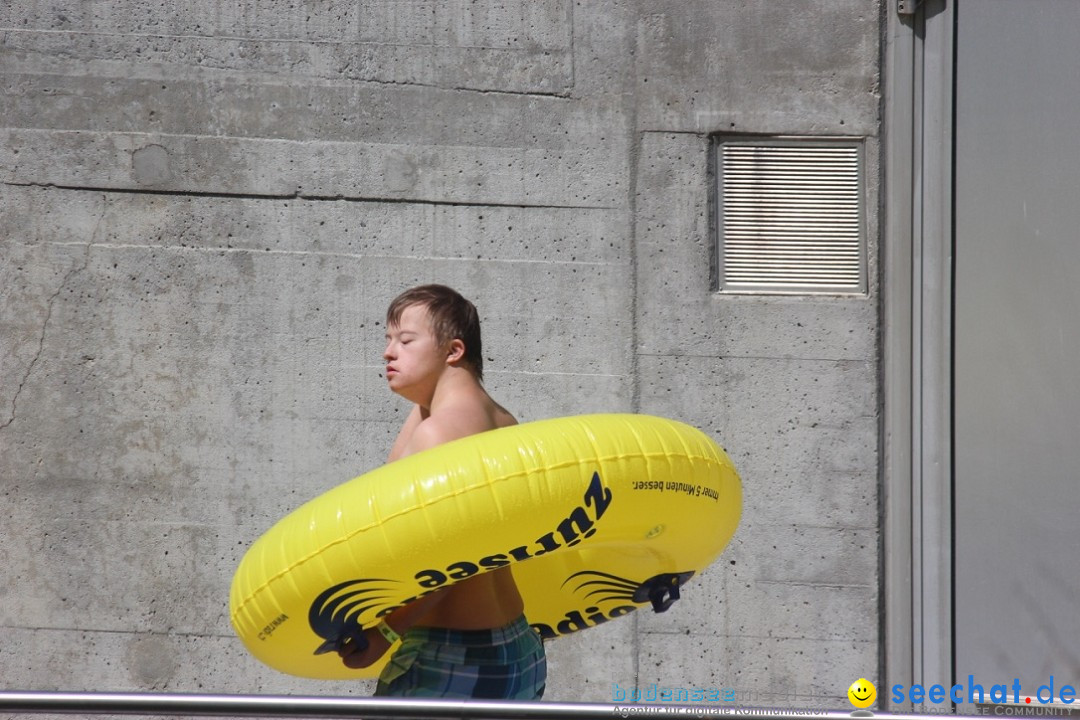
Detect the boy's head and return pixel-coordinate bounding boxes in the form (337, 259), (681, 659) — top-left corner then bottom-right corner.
(386, 284), (484, 380)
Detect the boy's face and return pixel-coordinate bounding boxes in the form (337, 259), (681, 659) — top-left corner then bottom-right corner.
(383, 303), (447, 399)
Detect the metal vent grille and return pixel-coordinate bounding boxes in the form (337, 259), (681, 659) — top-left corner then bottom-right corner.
(716, 139), (866, 294)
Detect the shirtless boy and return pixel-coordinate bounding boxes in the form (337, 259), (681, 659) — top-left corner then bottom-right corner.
(337, 284), (547, 699)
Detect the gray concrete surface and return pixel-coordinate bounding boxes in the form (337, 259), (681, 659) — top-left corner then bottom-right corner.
(1, 0), (881, 708)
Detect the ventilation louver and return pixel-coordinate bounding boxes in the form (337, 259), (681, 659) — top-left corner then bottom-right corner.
(717, 139), (866, 294)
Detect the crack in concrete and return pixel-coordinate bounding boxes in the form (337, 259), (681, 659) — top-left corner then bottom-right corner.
(2, 181), (617, 211)
(1, 208), (99, 432)
(0, 266), (78, 430)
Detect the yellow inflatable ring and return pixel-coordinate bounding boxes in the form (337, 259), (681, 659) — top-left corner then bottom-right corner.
(229, 413), (742, 679)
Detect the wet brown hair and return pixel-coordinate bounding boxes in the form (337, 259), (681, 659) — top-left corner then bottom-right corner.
(386, 284), (484, 380)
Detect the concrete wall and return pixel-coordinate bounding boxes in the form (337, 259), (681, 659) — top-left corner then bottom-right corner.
(0, 0), (880, 707)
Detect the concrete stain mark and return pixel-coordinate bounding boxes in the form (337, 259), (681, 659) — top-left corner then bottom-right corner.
(383, 150), (418, 193)
(2, 181), (618, 211)
(126, 634), (179, 687)
(131, 144), (173, 186)
(0, 208), (100, 432)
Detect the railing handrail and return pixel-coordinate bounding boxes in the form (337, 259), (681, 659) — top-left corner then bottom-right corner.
(0, 691), (989, 719)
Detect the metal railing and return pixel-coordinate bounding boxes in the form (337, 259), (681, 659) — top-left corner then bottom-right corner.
(0, 691), (985, 719)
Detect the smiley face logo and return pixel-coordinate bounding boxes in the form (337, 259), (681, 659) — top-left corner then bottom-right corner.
(848, 678), (877, 709)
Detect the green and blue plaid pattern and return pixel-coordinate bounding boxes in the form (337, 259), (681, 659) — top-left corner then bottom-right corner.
(374, 615), (546, 699)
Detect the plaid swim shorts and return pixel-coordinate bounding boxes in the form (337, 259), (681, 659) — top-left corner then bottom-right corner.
(374, 615), (547, 699)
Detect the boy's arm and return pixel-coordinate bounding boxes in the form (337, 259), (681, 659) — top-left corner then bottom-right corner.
(337, 590), (448, 669)
(339, 415), (470, 669)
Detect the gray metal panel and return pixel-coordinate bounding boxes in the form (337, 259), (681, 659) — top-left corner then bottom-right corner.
(954, 0), (1080, 692)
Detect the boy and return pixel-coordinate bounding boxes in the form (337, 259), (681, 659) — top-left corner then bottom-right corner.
(337, 284), (547, 700)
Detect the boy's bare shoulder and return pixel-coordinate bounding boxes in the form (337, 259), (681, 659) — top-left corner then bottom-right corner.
(430, 401), (503, 436)
(491, 401), (518, 429)
(404, 403), (503, 454)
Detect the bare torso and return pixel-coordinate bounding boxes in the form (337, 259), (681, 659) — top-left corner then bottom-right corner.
(388, 396), (525, 630)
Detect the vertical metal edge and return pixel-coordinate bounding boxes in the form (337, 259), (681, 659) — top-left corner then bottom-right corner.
(884, 0), (956, 712)
(882, 1), (917, 711)
(708, 135), (721, 293)
(916, 0), (955, 710)
(857, 138), (870, 296)
(885, 0), (954, 708)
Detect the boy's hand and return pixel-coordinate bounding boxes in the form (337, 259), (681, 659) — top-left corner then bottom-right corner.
(338, 627), (390, 669)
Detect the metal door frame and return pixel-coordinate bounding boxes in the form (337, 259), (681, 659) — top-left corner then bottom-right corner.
(883, 0), (955, 711)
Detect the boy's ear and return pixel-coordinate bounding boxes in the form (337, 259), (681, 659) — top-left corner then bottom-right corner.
(446, 339), (466, 364)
